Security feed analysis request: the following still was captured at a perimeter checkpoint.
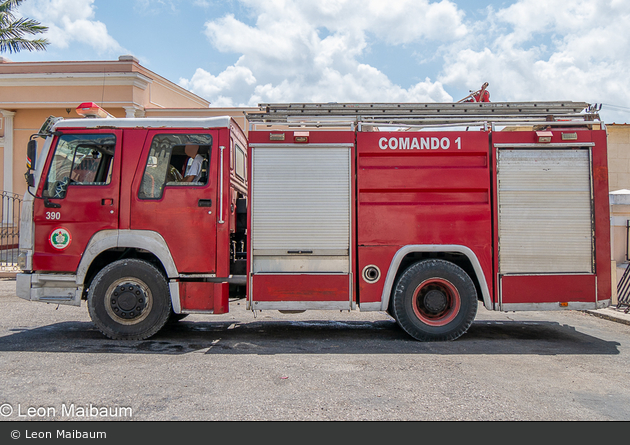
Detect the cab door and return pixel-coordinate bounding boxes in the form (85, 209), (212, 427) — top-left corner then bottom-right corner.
(129, 130), (218, 274)
(32, 130), (122, 272)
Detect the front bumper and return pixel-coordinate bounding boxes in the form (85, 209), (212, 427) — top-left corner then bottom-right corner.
(16, 273), (83, 306)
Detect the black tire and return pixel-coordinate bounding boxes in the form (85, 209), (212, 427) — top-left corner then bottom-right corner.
(391, 259), (477, 341)
(87, 259), (171, 340)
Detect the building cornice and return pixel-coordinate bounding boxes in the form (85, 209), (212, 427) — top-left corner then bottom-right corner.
(149, 78), (211, 108)
(0, 100), (146, 110)
(0, 72), (211, 108)
(0, 72), (153, 89)
(0, 58), (212, 109)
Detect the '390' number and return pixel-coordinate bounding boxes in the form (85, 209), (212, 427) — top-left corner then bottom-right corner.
(45, 212), (61, 220)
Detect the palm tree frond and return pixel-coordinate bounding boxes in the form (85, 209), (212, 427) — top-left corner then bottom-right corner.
(0, 1), (23, 15)
(0, 0), (48, 53)
(0, 37), (47, 54)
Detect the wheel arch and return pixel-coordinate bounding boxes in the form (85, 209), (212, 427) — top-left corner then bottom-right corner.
(379, 245), (492, 312)
(76, 230), (181, 313)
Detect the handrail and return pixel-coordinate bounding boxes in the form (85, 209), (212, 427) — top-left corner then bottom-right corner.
(0, 191), (22, 272)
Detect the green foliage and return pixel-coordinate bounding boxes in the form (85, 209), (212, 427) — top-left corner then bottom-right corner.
(0, 0), (49, 54)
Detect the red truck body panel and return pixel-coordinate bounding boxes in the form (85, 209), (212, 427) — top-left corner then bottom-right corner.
(356, 131), (493, 306)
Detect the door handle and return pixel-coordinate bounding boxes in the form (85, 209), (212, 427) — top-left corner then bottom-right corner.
(198, 199), (212, 207)
(101, 198), (114, 206)
(44, 198), (61, 209)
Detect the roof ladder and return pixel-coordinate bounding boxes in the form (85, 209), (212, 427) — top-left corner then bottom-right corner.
(246, 101), (601, 129)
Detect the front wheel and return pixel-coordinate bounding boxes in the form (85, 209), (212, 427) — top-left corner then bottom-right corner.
(87, 259), (171, 340)
(390, 259), (477, 341)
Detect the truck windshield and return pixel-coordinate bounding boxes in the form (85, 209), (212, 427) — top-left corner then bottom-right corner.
(43, 133), (116, 199)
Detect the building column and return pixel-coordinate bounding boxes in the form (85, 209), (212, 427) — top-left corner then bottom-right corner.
(124, 106), (145, 118)
(1, 109), (15, 194)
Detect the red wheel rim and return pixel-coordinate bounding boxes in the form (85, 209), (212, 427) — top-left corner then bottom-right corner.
(411, 278), (461, 327)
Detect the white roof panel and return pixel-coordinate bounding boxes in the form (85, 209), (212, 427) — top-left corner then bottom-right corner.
(53, 116), (233, 130)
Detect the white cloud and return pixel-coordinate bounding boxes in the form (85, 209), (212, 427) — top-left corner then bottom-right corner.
(438, 0), (630, 122)
(156, 0), (630, 123)
(19, 0), (124, 54)
(180, 62), (257, 107)
(181, 0), (463, 105)
(494, 0), (601, 41)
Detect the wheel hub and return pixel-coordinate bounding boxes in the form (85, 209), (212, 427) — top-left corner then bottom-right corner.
(110, 283), (147, 320)
(423, 289), (448, 313)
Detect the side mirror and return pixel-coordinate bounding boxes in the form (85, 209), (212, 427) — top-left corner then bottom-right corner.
(25, 139), (38, 188)
(25, 172), (35, 187)
(27, 139), (37, 170)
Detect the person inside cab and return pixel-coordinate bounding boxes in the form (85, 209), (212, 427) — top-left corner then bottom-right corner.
(182, 144), (204, 183)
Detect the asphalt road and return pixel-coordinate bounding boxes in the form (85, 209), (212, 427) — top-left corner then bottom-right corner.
(0, 278), (629, 421)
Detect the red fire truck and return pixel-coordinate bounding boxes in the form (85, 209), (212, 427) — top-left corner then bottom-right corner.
(16, 101), (611, 342)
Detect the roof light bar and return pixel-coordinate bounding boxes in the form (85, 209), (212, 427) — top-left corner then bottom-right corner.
(76, 102), (113, 119)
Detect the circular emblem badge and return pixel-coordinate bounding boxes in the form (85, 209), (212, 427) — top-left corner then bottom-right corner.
(50, 227), (72, 250)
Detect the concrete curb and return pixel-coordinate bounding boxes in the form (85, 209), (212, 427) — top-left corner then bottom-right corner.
(585, 307), (630, 326)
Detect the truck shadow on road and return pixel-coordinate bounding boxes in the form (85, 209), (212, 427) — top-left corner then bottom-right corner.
(0, 318), (620, 355)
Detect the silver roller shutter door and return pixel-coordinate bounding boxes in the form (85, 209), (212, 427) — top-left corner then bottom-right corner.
(497, 149), (593, 274)
(251, 145), (351, 273)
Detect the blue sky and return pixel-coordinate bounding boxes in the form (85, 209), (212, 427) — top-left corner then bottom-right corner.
(7, 0), (630, 123)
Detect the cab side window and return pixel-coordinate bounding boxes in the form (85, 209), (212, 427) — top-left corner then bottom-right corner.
(44, 134), (116, 199)
(234, 143), (246, 181)
(139, 134), (212, 200)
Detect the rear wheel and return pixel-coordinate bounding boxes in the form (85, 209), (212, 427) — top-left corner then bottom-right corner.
(87, 259), (171, 340)
(391, 259), (477, 341)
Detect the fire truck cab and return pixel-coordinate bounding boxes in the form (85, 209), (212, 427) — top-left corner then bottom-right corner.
(17, 101), (611, 342)
(18, 114), (247, 340)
